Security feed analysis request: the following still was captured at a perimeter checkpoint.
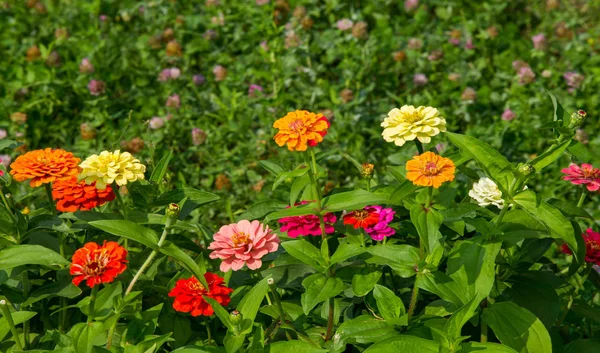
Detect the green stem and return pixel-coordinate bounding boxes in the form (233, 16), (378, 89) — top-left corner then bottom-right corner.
(87, 285), (100, 323)
(268, 280), (288, 325)
(58, 233), (68, 332)
(106, 309), (122, 349)
(495, 204), (509, 225)
(204, 316), (213, 344)
(481, 319), (488, 343)
(0, 300), (24, 351)
(0, 190), (12, 214)
(407, 284), (420, 320)
(309, 150), (323, 200)
(366, 178), (371, 192)
(577, 189), (588, 208)
(112, 183), (127, 220)
(425, 187), (433, 208)
(414, 140), (424, 154)
(45, 183), (57, 215)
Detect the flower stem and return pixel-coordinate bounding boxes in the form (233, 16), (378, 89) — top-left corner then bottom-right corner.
(407, 284), (420, 320)
(21, 271), (30, 349)
(0, 300), (24, 351)
(495, 204), (509, 225)
(577, 189), (588, 208)
(125, 217), (174, 296)
(44, 183), (57, 215)
(480, 319), (488, 343)
(0, 190), (12, 214)
(112, 183), (127, 220)
(204, 316), (213, 344)
(414, 140), (424, 154)
(87, 285), (100, 323)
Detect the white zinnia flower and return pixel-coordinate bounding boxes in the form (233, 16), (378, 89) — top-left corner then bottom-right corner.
(381, 105), (446, 146)
(469, 177), (505, 209)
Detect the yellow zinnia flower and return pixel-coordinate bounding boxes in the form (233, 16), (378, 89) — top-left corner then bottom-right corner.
(381, 105), (446, 146)
(79, 150), (146, 190)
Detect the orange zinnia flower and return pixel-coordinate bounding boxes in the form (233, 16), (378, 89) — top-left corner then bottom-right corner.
(273, 110), (330, 151)
(10, 148), (80, 187)
(168, 273), (233, 317)
(70, 241), (128, 288)
(406, 151), (455, 188)
(52, 177), (116, 212)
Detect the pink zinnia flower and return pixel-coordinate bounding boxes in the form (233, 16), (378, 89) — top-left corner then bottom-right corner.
(278, 201), (337, 238)
(561, 163), (600, 192)
(79, 58), (94, 74)
(518, 67), (535, 85)
(532, 33), (546, 50)
(413, 73), (428, 86)
(88, 80), (105, 96)
(149, 117), (165, 130)
(208, 220), (279, 272)
(364, 206), (396, 241)
(260, 41), (269, 51)
(404, 0), (419, 11)
(192, 128), (207, 146)
(0, 129), (6, 139)
(166, 94), (180, 109)
(193, 74), (205, 85)
(465, 38), (475, 50)
(502, 109), (516, 121)
(562, 229), (600, 265)
(159, 68), (181, 82)
(564, 71), (584, 90)
(336, 19), (353, 31)
(248, 84), (264, 97)
(449, 38), (460, 46)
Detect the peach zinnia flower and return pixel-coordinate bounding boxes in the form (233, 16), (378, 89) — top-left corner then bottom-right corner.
(561, 163), (600, 192)
(169, 273), (233, 317)
(273, 110), (330, 151)
(208, 220), (279, 272)
(70, 241), (128, 288)
(52, 176), (116, 212)
(406, 151), (455, 188)
(10, 148), (80, 187)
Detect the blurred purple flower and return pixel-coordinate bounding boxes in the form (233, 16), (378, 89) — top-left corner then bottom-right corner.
(99, 14), (107, 21)
(260, 41), (269, 51)
(336, 19), (353, 31)
(465, 39), (475, 50)
(564, 71), (584, 90)
(159, 68), (181, 82)
(502, 109), (516, 121)
(166, 94), (181, 109)
(532, 33), (547, 50)
(518, 67), (535, 85)
(193, 74), (205, 85)
(79, 58), (94, 74)
(192, 128), (207, 146)
(404, 0), (419, 11)
(149, 117), (165, 130)
(248, 84), (264, 97)
(449, 38), (460, 46)
(413, 73), (428, 86)
(88, 80), (105, 96)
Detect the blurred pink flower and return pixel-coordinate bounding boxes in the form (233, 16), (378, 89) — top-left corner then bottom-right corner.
(88, 80), (105, 96)
(502, 109), (516, 121)
(532, 33), (547, 50)
(213, 65), (227, 81)
(0, 155), (11, 168)
(562, 163), (600, 192)
(461, 87), (477, 101)
(449, 38), (460, 46)
(192, 128), (207, 146)
(248, 84), (264, 97)
(79, 58), (94, 74)
(427, 50), (443, 61)
(193, 74), (205, 85)
(260, 41), (269, 51)
(413, 73), (428, 86)
(404, 0), (419, 11)
(278, 201), (336, 238)
(159, 68), (181, 82)
(512, 60), (528, 71)
(149, 117), (165, 130)
(0, 129), (6, 139)
(564, 71), (584, 90)
(166, 94), (180, 109)
(336, 19), (353, 31)
(99, 14), (107, 21)
(465, 39), (475, 50)
(407, 38), (423, 50)
(518, 67), (535, 85)
(256, 0), (270, 5)
(208, 220), (279, 272)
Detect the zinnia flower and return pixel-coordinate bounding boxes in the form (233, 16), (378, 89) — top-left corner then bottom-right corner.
(364, 206), (396, 241)
(9, 148), (80, 188)
(208, 220), (279, 272)
(561, 163), (600, 192)
(562, 229), (600, 265)
(469, 177), (505, 209)
(79, 150), (146, 190)
(79, 58), (94, 74)
(149, 117), (165, 130)
(406, 151), (455, 188)
(0, 155), (11, 168)
(0, 129), (6, 139)
(413, 73), (428, 86)
(278, 201), (337, 238)
(193, 74), (205, 85)
(532, 33), (547, 50)
(502, 109), (516, 121)
(166, 94), (180, 109)
(88, 79), (105, 96)
(381, 105), (446, 146)
(336, 19), (353, 31)
(343, 207), (380, 229)
(248, 84), (264, 97)
(168, 273), (233, 317)
(273, 110), (330, 152)
(192, 128), (207, 146)
(52, 177), (115, 212)
(70, 241), (128, 288)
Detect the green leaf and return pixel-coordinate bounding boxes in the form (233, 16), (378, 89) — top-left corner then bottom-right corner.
(160, 241), (208, 288)
(563, 339), (600, 353)
(444, 296), (481, 339)
(389, 180), (418, 205)
(78, 283), (122, 320)
(68, 322), (106, 353)
(386, 166), (406, 182)
(23, 278), (82, 306)
(88, 220), (158, 249)
(352, 271), (382, 297)
(373, 284), (406, 325)
(530, 140), (570, 172)
(153, 187), (219, 208)
(203, 297), (234, 332)
(567, 141), (595, 163)
(330, 241), (365, 266)
(446, 132), (515, 193)
(265, 202), (319, 223)
(483, 302), (552, 353)
(506, 274), (561, 328)
(546, 90), (565, 124)
(513, 190), (582, 264)
(0, 311), (37, 342)
(259, 160), (285, 176)
(462, 342), (519, 352)
(301, 274), (344, 314)
(333, 315), (398, 351)
(410, 204), (443, 253)
(321, 190), (388, 213)
(149, 151), (173, 184)
(236, 277), (270, 334)
(363, 335), (440, 353)
(239, 200), (289, 221)
(0, 139), (22, 151)
(171, 347), (225, 353)
(0, 244), (69, 270)
(266, 340), (327, 353)
(416, 271), (469, 307)
(282, 240), (325, 270)
(546, 199), (593, 219)
(273, 166), (309, 191)
(290, 174), (311, 205)
(366, 244), (420, 278)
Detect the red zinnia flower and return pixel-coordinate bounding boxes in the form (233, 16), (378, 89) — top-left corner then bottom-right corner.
(52, 176), (116, 212)
(562, 228), (600, 265)
(168, 273), (233, 317)
(343, 207), (380, 229)
(70, 241), (128, 288)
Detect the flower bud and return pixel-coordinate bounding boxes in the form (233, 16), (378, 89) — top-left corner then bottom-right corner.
(166, 203), (180, 219)
(361, 163), (374, 179)
(80, 123), (96, 140)
(517, 163), (535, 176)
(230, 310), (243, 325)
(569, 109), (587, 128)
(267, 278), (275, 286)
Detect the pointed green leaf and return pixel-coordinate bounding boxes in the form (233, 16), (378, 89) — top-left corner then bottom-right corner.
(89, 220), (158, 249)
(0, 245), (69, 270)
(301, 274), (344, 314)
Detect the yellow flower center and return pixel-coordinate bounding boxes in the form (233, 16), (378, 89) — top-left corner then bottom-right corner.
(289, 119), (306, 133)
(423, 162), (439, 176)
(353, 210), (369, 220)
(232, 232), (251, 247)
(189, 281), (206, 292)
(590, 241), (600, 251)
(82, 250), (109, 276)
(403, 112), (423, 124)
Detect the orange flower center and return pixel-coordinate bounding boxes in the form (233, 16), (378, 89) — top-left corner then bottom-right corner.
(582, 166), (598, 178)
(188, 281), (206, 292)
(289, 119), (306, 133)
(232, 232), (251, 247)
(423, 162), (439, 176)
(352, 210), (369, 220)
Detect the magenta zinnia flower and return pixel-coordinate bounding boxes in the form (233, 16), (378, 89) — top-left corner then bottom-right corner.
(501, 109), (516, 121)
(364, 206), (396, 241)
(88, 80), (105, 96)
(561, 163), (600, 192)
(562, 228), (600, 265)
(208, 220), (279, 272)
(278, 201), (337, 238)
